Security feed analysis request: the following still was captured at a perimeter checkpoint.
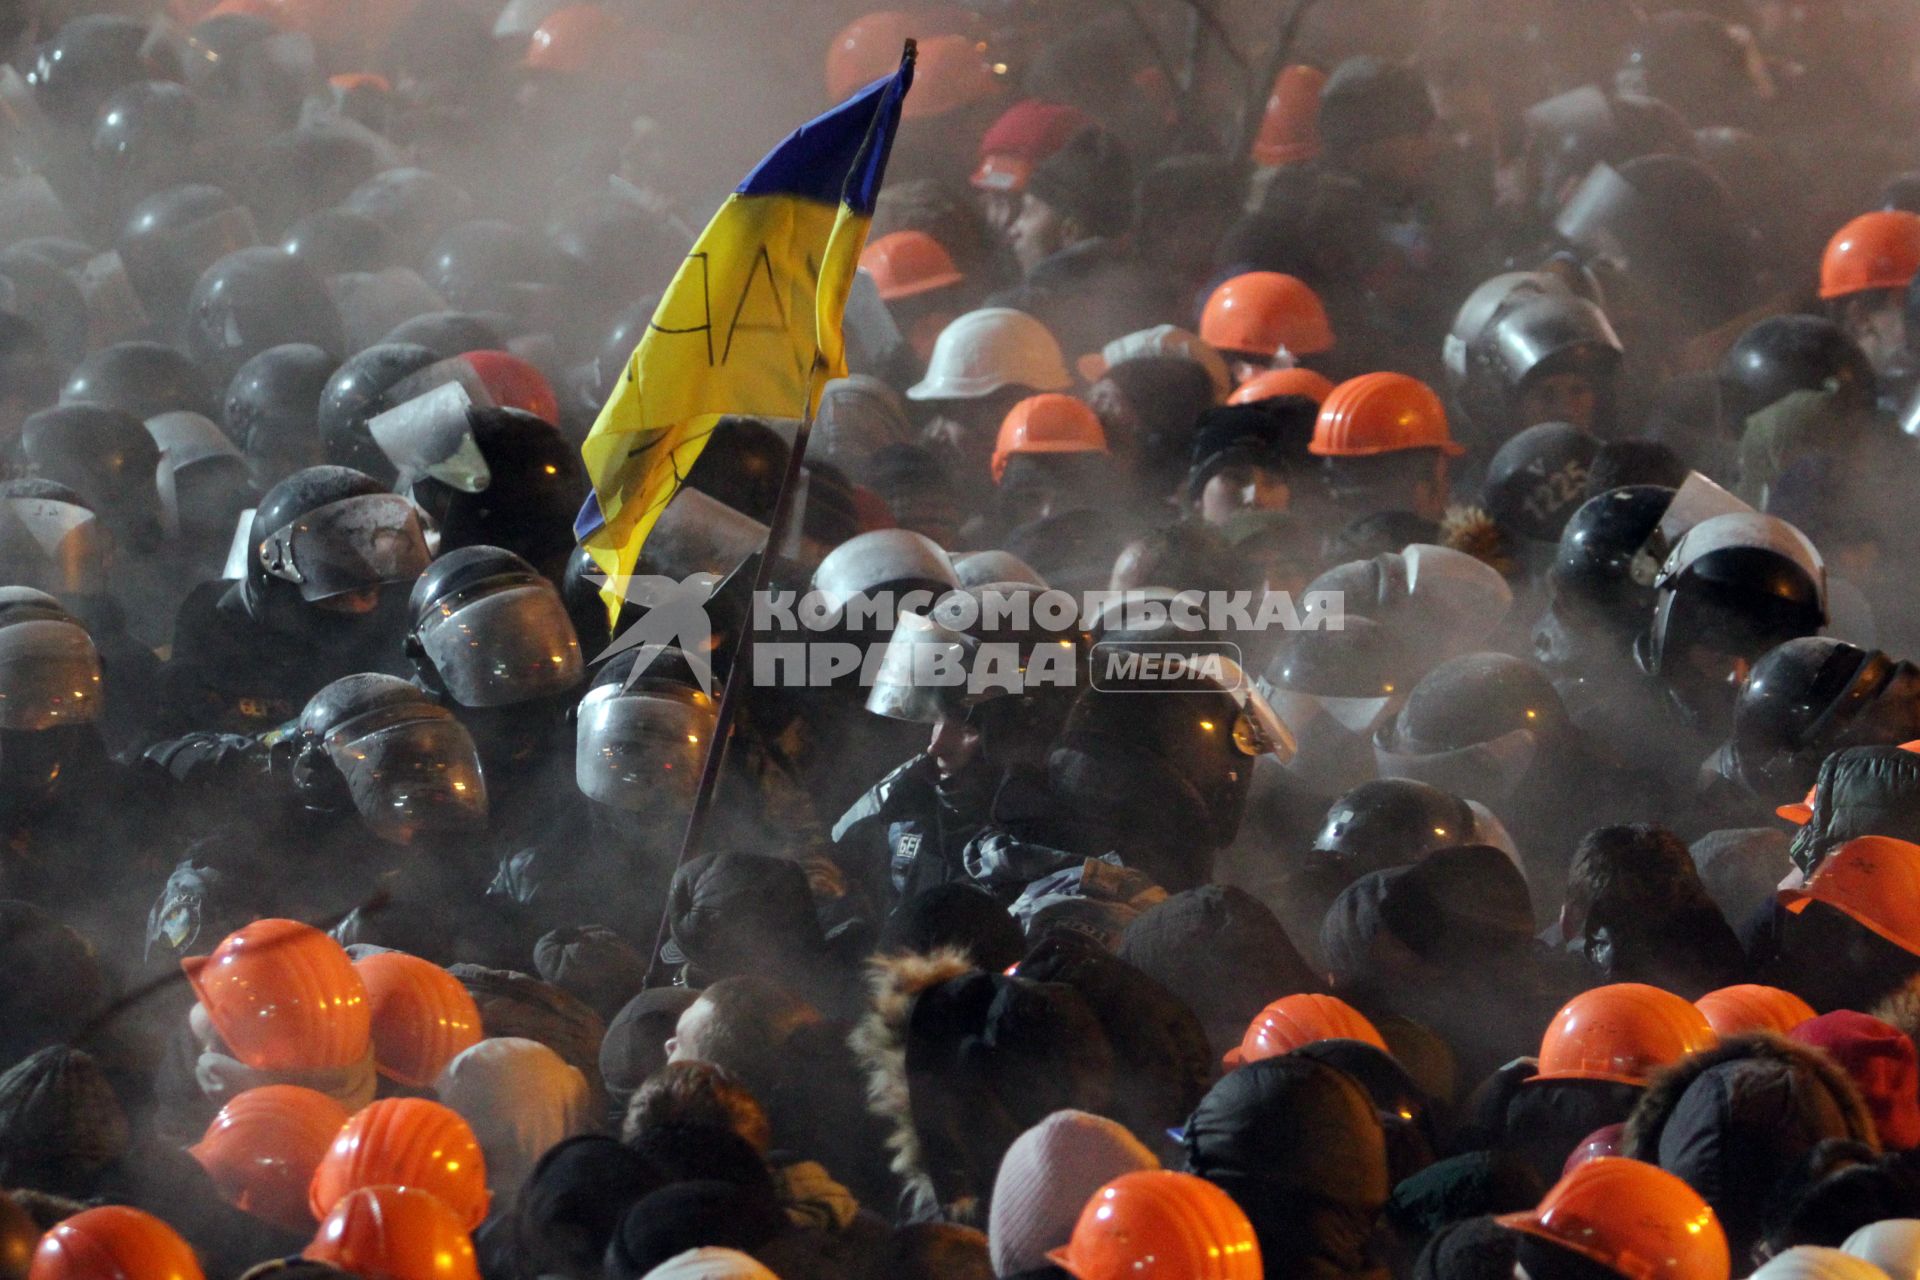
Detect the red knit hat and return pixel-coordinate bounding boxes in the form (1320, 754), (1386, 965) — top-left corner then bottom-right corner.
(1790, 1010), (1920, 1150)
(972, 100), (1094, 193)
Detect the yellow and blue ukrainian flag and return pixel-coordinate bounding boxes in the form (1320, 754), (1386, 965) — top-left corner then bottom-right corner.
(574, 47), (916, 615)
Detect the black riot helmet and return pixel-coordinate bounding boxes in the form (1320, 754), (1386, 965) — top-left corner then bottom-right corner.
(117, 184), (259, 324)
(1312, 777), (1482, 875)
(184, 247), (344, 387)
(414, 406), (585, 580)
(27, 15), (177, 129)
(147, 410), (252, 545)
(20, 404), (164, 552)
(1643, 512), (1827, 730)
(315, 341), (441, 480)
(0, 250), (88, 370)
(574, 671), (715, 820)
(1467, 293), (1623, 435)
(223, 343), (339, 489)
(561, 543), (618, 658)
(179, 13), (318, 131)
(1047, 653), (1292, 884)
(1717, 314), (1876, 432)
(1483, 421), (1601, 544)
(1732, 637), (1920, 803)
(1545, 483), (1675, 639)
(292, 672), (488, 844)
(340, 168), (475, 263)
(571, 295), (658, 416)
(682, 417), (791, 524)
(380, 310), (505, 358)
(405, 545), (585, 708)
(545, 193), (686, 353)
(0, 617), (105, 818)
(281, 207), (399, 276)
(89, 80), (200, 210)
(420, 219), (562, 325)
(242, 464), (429, 622)
(1264, 617), (1407, 718)
(61, 340), (216, 422)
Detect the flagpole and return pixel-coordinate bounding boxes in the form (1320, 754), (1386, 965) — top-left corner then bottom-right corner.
(642, 42), (916, 985)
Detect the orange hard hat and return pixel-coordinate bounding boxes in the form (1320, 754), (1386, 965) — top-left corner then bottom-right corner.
(826, 11), (916, 104)
(1496, 1157), (1730, 1280)
(304, 1186), (479, 1280)
(459, 351), (559, 426)
(1228, 366), (1336, 406)
(308, 1098), (490, 1230)
(1693, 984), (1817, 1038)
(190, 1086), (351, 1234)
(991, 394), (1107, 484)
(860, 232), (966, 303)
(1780, 835), (1920, 957)
(1199, 272), (1335, 359)
(1310, 372), (1465, 458)
(1531, 983), (1718, 1087)
(28, 1207), (203, 1280)
(329, 72), (391, 94)
(182, 919), (370, 1074)
(522, 5), (635, 74)
(354, 951), (484, 1088)
(1223, 993), (1387, 1070)
(1820, 211), (1920, 301)
(1252, 65), (1326, 168)
(903, 34), (999, 122)
(1046, 1171), (1262, 1280)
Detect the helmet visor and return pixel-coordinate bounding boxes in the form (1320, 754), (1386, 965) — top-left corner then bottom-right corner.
(416, 582), (585, 707)
(575, 684), (715, 812)
(0, 498), (108, 596)
(865, 610), (976, 723)
(369, 379), (491, 493)
(0, 619), (102, 730)
(324, 705), (487, 842)
(258, 493), (430, 601)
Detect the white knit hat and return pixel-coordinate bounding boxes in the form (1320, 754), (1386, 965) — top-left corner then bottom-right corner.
(639, 1248), (779, 1280)
(987, 1109), (1160, 1276)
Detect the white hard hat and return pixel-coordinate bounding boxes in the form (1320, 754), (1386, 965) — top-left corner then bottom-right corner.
(1844, 1219), (1920, 1278)
(1751, 1247), (1889, 1280)
(905, 307), (1072, 402)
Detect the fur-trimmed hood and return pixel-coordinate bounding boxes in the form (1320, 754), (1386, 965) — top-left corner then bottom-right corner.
(1624, 1032), (1877, 1157)
(1623, 1031), (1879, 1263)
(848, 947), (978, 1223)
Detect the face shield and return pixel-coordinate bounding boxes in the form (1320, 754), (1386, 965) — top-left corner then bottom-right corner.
(415, 579), (584, 707)
(149, 412), (251, 542)
(0, 619), (103, 730)
(322, 701), (488, 843)
(369, 377), (492, 494)
(0, 498), (109, 597)
(1214, 656), (1297, 763)
(257, 492), (430, 602)
(574, 682), (716, 813)
(866, 609), (977, 723)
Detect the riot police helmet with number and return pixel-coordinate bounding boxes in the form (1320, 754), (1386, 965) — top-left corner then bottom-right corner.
(1045, 649), (1293, 891)
(1640, 511), (1827, 733)
(1483, 422), (1602, 549)
(242, 464), (430, 631)
(291, 672), (488, 847)
(1730, 637), (1920, 804)
(407, 545), (584, 711)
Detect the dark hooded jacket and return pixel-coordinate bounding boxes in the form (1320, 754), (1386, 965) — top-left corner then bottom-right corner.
(851, 948), (1115, 1227)
(1182, 1057), (1390, 1280)
(1624, 1032), (1880, 1267)
(1788, 745), (1920, 875)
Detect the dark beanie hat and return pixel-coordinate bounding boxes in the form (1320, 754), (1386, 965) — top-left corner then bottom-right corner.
(1186, 400), (1319, 500)
(534, 925), (650, 1021)
(1318, 56), (1435, 159)
(1027, 125), (1136, 239)
(600, 988), (702, 1103)
(603, 1180), (786, 1280)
